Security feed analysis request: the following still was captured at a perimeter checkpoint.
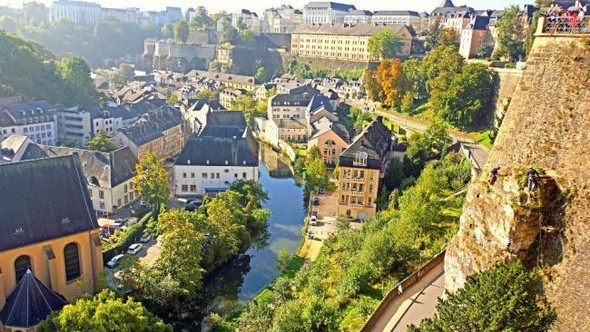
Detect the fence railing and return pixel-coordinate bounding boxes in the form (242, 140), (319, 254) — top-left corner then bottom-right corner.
(541, 16), (590, 34)
(360, 250), (446, 332)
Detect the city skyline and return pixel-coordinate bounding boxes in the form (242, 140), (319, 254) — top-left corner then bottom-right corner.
(2, 0), (533, 15)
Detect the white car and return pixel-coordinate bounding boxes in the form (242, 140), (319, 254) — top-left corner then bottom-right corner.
(106, 254), (125, 268)
(127, 243), (143, 255)
(139, 233), (152, 243)
(310, 215), (318, 226)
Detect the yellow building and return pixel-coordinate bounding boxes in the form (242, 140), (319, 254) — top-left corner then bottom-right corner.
(0, 155), (103, 331)
(291, 23), (413, 62)
(337, 117), (392, 220)
(308, 117), (350, 165)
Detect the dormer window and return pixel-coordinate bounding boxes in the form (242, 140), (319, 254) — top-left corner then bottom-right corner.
(353, 152), (368, 167)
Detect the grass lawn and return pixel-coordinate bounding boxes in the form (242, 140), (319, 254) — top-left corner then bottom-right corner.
(475, 131), (494, 149)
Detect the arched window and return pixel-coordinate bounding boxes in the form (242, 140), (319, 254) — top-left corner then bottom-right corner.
(14, 255), (32, 283)
(64, 243), (81, 282)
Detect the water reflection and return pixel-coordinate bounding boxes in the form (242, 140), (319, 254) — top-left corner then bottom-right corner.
(200, 144), (305, 318)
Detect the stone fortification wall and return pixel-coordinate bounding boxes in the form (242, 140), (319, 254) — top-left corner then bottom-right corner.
(445, 35), (590, 331)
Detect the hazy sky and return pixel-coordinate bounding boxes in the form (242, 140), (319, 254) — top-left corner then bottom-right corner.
(1, 0), (532, 15)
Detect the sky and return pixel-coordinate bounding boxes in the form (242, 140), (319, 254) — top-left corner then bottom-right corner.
(1, 0), (532, 15)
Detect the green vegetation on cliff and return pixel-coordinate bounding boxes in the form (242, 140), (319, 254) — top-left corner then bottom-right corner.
(409, 262), (556, 332)
(213, 151), (471, 331)
(0, 31), (99, 105)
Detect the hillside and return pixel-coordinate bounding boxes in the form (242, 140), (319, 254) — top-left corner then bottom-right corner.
(445, 34), (590, 331)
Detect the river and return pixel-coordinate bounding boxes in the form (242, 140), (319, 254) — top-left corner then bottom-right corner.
(201, 143), (305, 317)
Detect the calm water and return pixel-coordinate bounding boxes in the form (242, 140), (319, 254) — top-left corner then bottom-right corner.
(201, 144), (305, 315)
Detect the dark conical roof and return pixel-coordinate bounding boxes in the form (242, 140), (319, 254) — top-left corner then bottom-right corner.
(0, 270), (66, 328)
(439, 0), (455, 7)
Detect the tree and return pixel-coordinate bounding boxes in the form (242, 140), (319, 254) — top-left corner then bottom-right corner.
(134, 152), (169, 214)
(112, 63), (135, 85)
(85, 130), (118, 152)
(375, 59), (409, 107)
(424, 18), (457, 51)
(220, 18), (239, 45)
(402, 58), (427, 100)
(409, 262), (556, 332)
(495, 5), (526, 61)
(255, 61), (267, 83)
(38, 290), (172, 332)
(189, 6), (213, 31)
(422, 44), (464, 95)
(476, 44), (493, 59)
(363, 69), (382, 102)
(161, 24), (173, 39)
(173, 20), (190, 43)
(367, 29), (403, 60)
(239, 28), (254, 46)
(56, 55), (97, 105)
(304, 146), (329, 192)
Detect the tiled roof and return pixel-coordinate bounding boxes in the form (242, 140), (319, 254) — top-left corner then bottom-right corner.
(119, 107), (182, 146)
(0, 155), (98, 251)
(0, 101), (56, 127)
(0, 270), (66, 328)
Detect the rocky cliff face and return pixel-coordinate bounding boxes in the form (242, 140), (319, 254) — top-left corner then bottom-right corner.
(445, 35), (590, 331)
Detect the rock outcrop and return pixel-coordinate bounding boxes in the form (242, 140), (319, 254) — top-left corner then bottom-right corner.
(445, 35), (590, 331)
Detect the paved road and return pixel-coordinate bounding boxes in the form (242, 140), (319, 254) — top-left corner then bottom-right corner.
(369, 261), (445, 332)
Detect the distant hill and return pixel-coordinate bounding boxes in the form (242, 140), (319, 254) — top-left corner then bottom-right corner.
(0, 31), (99, 106)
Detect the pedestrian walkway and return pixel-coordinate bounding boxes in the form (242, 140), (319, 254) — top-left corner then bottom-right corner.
(369, 261), (445, 332)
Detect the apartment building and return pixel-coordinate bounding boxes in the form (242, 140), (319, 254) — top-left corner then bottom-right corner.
(0, 101), (57, 146)
(344, 10), (373, 24)
(57, 106), (125, 147)
(336, 117), (393, 220)
(291, 23), (413, 62)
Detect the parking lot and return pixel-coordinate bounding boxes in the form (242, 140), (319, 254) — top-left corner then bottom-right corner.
(104, 236), (160, 289)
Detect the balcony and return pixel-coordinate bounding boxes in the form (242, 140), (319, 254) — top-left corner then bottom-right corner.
(350, 191), (365, 197)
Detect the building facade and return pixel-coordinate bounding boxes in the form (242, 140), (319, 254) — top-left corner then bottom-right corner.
(0, 155), (103, 331)
(50, 0), (102, 25)
(336, 117), (393, 220)
(372, 10), (421, 27)
(343, 10), (373, 24)
(57, 106), (124, 147)
(291, 23), (413, 62)
(0, 101), (57, 146)
(303, 1), (356, 25)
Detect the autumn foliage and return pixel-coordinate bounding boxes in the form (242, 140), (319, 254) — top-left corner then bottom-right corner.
(364, 59), (410, 107)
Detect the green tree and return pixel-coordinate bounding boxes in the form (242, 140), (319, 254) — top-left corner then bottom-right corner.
(38, 290), (172, 332)
(409, 262), (556, 332)
(189, 6), (213, 31)
(173, 20), (190, 43)
(23, 1), (49, 26)
(134, 152), (169, 214)
(220, 18), (239, 45)
(496, 5), (526, 61)
(230, 94), (260, 128)
(161, 24), (173, 38)
(239, 28), (254, 46)
(367, 29), (403, 60)
(255, 61), (267, 84)
(112, 63), (135, 85)
(402, 58), (427, 100)
(304, 146), (329, 192)
(85, 130), (118, 152)
(56, 55), (97, 105)
(271, 300), (307, 332)
(422, 44), (464, 95)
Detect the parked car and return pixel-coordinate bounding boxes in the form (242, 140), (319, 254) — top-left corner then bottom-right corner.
(139, 200), (150, 209)
(310, 211), (318, 217)
(185, 199), (203, 212)
(319, 187), (326, 194)
(312, 197), (320, 205)
(127, 243), (143, 255)
(106, 254), (125, 268)
(310, 215), (318, 226)
(139, 233), (152, 243)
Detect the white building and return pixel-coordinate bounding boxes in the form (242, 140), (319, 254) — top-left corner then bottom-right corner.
(344, 10), (373, 24)
(372, 10), (421, 27)
(261, 6), (303, 33)
(57, 106), (124, 147)
(232, 9), (260, 32)
(50, 0), (102, 25)
(174, 122), (259, 197)
(0, 101), (57, 146)
(303, 1), (356, 25)
(101, 7), (139, 24)
(40, 146), (139, 214)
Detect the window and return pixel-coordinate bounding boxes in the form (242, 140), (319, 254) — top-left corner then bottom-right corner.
(99, 190), (104, 199)
(353, 152), (368, 166)
(216, 173), (220, 179)
(181, 185), (188, 192)
(234, 173), (238, 178)
(117, 198), (121, 207)
(64, 243), (81, 282)
(190, 185), (196, 192)
(99, 201), (105, 210)
(124, 184), (128, 193)
(203, 173), (208, 178)
(14, 255), (32, 283)
(183, 173), (187, 178)
(243, 172), (247, 179)
(191, 173), (195, 178)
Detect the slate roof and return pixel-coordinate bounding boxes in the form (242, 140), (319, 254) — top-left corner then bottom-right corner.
(271, 93), (314, 107)
(308, 94), (334, 113)
(0, 270), (66, 328)
(119, 108), (183, 146)
(293, 23), (411, 37)
(39, 146), (138, 188)
(0, 101), (56, 127)
(0, 135), (48, 163)
(348, 10), (373, 16)
(175, 134), (258, 167)
(339, 117), (392, 169)
(304, 2), (356, 11)
(466, 16), (490, 30)
(373, 10), (420, 17)
(0, 155), (98, 252)
(205, 111), (248, 128)
(311, 118), (350, 143)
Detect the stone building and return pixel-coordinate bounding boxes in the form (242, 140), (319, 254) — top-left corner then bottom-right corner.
(303, 1), (356, 25)
(0, 155), (103, 331)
